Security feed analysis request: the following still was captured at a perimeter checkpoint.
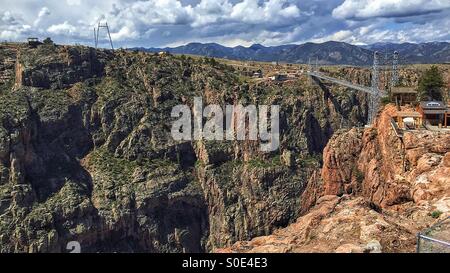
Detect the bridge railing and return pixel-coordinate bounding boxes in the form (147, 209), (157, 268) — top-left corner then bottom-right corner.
(417, 217), (450, 253)
(390, 118), (404, 138)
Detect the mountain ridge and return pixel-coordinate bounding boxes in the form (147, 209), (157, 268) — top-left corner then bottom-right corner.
(133, 41), (450, 65)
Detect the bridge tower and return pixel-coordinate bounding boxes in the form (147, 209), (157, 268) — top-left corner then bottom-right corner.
(308, 57), (319, 73)
(368, 51), (380, 125)
(94, 21), (114, 50)
(391, 51), (399, 87)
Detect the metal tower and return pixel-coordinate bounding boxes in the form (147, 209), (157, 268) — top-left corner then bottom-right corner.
(94, 21), (114, 50)
(368, 51), (380, 125)
(308, 57), (319, 73)
(391, 51), (399, 87)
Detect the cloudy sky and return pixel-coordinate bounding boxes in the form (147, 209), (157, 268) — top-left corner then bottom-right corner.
(1, 0), (450, 48)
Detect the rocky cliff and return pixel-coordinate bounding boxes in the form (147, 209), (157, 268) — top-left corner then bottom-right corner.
(0, 42), (370, 252)
(220, 105), (449, 253)
(2, 42), (447, 253)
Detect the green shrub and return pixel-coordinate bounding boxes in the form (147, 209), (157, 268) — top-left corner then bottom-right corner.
(430, 210), (442, 219)
(418, 66), (444, 101)
(354, 167), (364, 183)
(381, 96), (391, 106)
(43, 37), (54, 45)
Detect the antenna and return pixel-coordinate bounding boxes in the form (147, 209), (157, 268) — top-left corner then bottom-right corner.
(94, 21), (114, 50)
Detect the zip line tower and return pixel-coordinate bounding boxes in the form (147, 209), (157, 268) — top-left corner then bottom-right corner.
(94, 21), (114, 50)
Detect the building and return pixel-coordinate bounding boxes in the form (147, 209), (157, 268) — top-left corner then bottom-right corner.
(395, 111), (422, 129)
(252, 70), (263, 78)
(390, 87), (417, 106)
(27, 37), (41, 48)
(269, 74), (287, 81)
(287, 72), (300, 78)
(417, 101), (448, 127)
(242, 71), (253, 77)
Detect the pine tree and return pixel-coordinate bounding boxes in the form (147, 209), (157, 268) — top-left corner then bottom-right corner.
(43, 37), (54, 45)
(418, 66), (444, 101)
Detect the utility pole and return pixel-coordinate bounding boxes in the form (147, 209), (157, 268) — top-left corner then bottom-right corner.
(94, 21), (114, 50)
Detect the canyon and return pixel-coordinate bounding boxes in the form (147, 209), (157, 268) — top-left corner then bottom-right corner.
(0, 42), (448, 253)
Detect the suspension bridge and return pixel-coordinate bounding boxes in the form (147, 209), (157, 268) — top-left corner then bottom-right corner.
(307, 71), (383, 97)
(307, 51), (398, 124)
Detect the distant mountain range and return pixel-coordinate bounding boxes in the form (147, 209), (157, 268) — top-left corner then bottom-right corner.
(132, 41), (450, 65)
(363, 42), (450, 64)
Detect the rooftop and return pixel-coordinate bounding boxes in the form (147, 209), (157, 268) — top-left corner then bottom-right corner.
(396, 111), (422, 118)
(419, 101), (447, 110)
(391, 87), (417, 94)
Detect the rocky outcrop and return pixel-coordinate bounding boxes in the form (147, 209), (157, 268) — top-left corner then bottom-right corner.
(221, 104), (449, 253)
(14, 44), (109, 90)
(314, 105), (449, 211)
(218, 196), (417, 253)
(321, 128), (363, 196)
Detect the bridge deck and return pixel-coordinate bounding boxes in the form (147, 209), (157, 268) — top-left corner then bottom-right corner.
(308, 71), (386, 97)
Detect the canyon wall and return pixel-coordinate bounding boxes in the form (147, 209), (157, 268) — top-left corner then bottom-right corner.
(220, 105), (449, 253)
(0, 43), (367, 252)
(2, 43), (447, 253)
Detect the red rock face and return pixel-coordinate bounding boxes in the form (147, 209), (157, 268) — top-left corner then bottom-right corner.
(218, 196), (417, 253)
(298, 170), (323, 215)
(220, 104), (450, 253)
(318, 105), (450, 209)
(321, 128), (363, 196)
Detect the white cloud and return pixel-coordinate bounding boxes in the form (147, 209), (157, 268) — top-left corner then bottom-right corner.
(0, 0), (449, 47)
(1, 11), (16, 25)
(279, 5), (301, 18)
(0, 30), (20, 40)
(333, 0), (450, 20)
(34, 7), (50, 26)
(112, 0), (193, 26)
(110, 26), (139, 40)
(230, 0), (300, 24)
(38, 7), (50, 18)
(66, 0), (82, 6)
(47, 21), (77, 35)
(311, 30), (355, 43)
